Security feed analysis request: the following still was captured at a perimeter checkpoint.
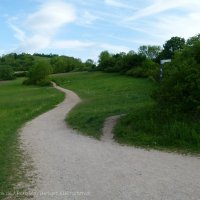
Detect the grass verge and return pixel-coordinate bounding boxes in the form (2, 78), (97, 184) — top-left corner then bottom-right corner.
(0, 79), (64, 199)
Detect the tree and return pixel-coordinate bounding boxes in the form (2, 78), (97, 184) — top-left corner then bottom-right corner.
(23, 61), (52, 86)
(51, 56), (67, 73)
(121, 51), (146, 73)
(50, 56), (84, 73)
(17, 53), (34, 71)
(84, 59), (96, 71)
(98, 51), (114, 71)
(138, 45), (161, 60)
(0, 65), (15, 80)
(0, 53), (34, 71)
(186, 33), (200, 46)
(154, 41), (200, 115)
(161, 36), (185, 59)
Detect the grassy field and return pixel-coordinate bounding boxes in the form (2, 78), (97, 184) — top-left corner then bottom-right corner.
(0, 79), (64, 199)
(114, 107), (200, 153)
(54, 72), (200, 153)
(53, 72), (155, 138)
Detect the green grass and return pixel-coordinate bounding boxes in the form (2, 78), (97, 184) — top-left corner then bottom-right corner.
(54, 72), (200, 154)
(53, 72), (155, 138)
(0, 79), (64, 199)
(114, 107), (200, 153)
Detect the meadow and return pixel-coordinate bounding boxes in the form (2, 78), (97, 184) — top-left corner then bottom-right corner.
(54, 72), (200, 153)
(0, 71), (199, 199)
(0, 79), (64, 198)
(53, 72), (155, 138)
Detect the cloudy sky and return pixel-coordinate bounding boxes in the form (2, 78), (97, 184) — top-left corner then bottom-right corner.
(0, 0), (200, 60)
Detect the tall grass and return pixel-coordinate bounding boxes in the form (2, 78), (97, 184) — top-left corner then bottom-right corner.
(114, 106), (200, 153)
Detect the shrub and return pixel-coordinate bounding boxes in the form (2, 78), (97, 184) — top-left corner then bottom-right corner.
(23, 61), (52, 86)
(126, 67), (147, 78)
(0, 65), (15, 80)
(36, 79), (52, 86)
(126, 60), (160, 79)
(22, 79), (32, 85)
(142, 60), (160, 81)
(154, 42), (200, 116)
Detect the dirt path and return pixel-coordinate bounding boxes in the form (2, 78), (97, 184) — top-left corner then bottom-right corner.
(101, 115), (121, 143)
(20, 84), (200, 200)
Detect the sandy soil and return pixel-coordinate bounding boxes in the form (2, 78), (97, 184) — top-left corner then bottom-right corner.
(20, 83), (200, 200)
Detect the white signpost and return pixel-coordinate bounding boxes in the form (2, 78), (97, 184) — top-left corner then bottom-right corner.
(160, 59), (171, 80)
(160, 59), (171, 65)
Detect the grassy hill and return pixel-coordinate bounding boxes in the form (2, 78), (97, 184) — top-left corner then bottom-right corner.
(53, 72), (200, 153)
(53, 72), (155, 138)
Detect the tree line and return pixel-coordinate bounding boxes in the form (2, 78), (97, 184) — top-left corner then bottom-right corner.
(0, 53), (96, 72)
(97, 34), (200, 79)
(1, 33), (199, 81)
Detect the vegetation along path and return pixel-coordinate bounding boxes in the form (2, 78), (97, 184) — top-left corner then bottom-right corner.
(20, 83), (200, 200)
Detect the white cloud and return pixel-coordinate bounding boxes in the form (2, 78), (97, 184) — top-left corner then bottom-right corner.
(105, 0), (125, 7)
(17, 35), (51, 53)
(52, 40), (95, 49)
(104, 0), (137, 10)
(9, 1), (76, 53)
(100, 43), (130, 53)
(125, 0), (200, 21)
(78, 11), (99, 26)
(9, 24), (26, 42)
(51, 40), (130, 54)
(119, 0), (200, 46)
(152, 13), (200, 39)
(25, 1), (76, 35)
(5, 0), (200, 60)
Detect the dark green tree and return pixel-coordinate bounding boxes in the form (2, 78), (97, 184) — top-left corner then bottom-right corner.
(186, 33), (200, 46)
(84, 59), (96, 71)
(154, 41), (200, 115)
(161, 36), (185, 59)
(98, 51), (114, 71)
(0, 65), (15, 80)
(23, 61), (52, 86)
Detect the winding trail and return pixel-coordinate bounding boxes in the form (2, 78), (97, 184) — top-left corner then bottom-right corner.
(20, 84), (200, 200)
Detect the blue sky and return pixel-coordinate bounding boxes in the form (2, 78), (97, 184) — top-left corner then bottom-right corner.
(0, 0), (200, 61)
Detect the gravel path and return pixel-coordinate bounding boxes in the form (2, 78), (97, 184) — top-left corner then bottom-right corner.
(20, 84), (200, 200)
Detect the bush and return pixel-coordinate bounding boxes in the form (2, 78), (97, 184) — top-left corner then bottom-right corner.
(142, 60), (160, 81)
(22, 79), (32, 85)
(126, 60), (160, 79)
(126, 67), (147, 77)
(36, 79), (52, 86)
(154, 42), (200, 116)
(0, 65), (15, 80)
(23, 61), (52, 86)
